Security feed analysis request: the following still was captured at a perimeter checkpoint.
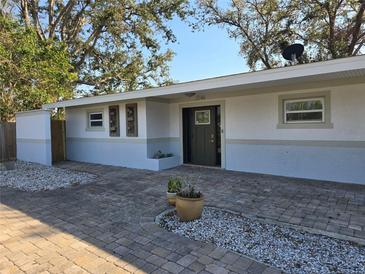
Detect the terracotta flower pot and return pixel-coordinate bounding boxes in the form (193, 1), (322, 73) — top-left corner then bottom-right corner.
(166, 192), (177, 206)
(176, 195), (204, 221)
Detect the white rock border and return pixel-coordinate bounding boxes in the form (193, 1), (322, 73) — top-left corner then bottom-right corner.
(158, 207), (365, 274)
(0, 161), (96, 191)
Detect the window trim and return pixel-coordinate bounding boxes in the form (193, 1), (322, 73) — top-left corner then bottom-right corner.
(126, 103), (138, 137)
(277, 91), (333, 129)
(109, 105), (120, 137)
(284, 97), (325, 124)
(86, 109), (105, 131)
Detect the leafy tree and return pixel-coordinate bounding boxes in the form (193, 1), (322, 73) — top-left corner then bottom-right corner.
(10, 0), (192, 94)
(293, 0), (365, 59)
(198, 0), (297, 69)
(198, 0), (365, 70)
(0, 14), (76, 121)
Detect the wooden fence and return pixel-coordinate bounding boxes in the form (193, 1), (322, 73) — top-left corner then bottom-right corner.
(0, 122), (16, 162)
(0, 120), (66, 163)
(51, 120), (66, 162)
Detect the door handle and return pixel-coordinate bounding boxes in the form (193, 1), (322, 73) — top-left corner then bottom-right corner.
(210, 133), (215, 143)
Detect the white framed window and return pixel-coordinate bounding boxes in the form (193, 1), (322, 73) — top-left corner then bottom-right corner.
(88, 112), (103, 128)
(277, 91), (333, 129)
(284, 97), (324, 124)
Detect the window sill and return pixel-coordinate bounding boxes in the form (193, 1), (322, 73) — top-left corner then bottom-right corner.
(85, 127), (105, 131)
(277, 123), (334, 129)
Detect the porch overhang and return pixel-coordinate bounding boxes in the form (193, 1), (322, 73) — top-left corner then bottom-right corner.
(43, 55), (365, 109)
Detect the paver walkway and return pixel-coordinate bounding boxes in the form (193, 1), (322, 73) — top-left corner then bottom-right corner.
(1, 162), (365, 274)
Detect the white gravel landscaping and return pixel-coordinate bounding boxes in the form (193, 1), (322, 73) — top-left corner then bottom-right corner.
(158, 207), (365, 274)
(0, 161), (96, 191)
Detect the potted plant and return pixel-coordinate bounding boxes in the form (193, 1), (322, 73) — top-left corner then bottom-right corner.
(176, 183), (204, 221)
(167, 177), (182, 206)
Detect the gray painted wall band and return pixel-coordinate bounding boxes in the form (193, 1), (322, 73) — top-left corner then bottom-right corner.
(16, 138), (51, 144)
(67, 137), (180, 144)
(67, 137), (146, 144)
(226, 139), (365, 148)
(67, 137), (365, 147)
(147, 137), (180, 143)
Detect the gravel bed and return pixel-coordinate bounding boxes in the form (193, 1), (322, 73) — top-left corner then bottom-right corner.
(0, 161), (96, 191)
(158, 207), (365, 274)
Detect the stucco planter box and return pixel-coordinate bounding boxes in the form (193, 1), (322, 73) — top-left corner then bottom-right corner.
(148, 155), (180, 171)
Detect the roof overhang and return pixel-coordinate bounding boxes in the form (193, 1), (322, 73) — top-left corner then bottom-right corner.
(43, 55), (365, 109)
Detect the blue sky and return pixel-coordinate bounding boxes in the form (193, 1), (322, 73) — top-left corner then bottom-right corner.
(165, 18), (249, 83)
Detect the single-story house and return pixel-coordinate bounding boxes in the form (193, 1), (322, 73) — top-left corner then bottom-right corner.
(16, 55), (365, 184)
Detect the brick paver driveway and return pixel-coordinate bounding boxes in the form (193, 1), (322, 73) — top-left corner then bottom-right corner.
(1, 162), (365, 274)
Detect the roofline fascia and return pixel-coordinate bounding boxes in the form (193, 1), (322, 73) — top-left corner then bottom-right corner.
(43, 55), (365, 109)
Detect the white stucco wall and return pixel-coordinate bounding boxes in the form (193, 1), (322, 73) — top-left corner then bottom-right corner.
(146, 100), (170, 138)
(169, 103), (180, 138)
(222, 84), (365, 184)
(63, 82), (365, 183)
(167, 82), (365, 184)
(145, 100), (180, 158)
(168, 83), (365, 141)
(65, 100), (154, 169)
(65, 100), (180, 170)
(66, 100), (147, 139)
(16, 110), (52, 166)
(225, 84), (365, 141)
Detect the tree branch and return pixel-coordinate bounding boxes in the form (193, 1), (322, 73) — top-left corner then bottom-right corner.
(49, 0), (77, 39)
(206, 1), (272, 68)
(48, 0), (55, 35)
(74, 25), (104, 69)
(20, 0), (31, 27)
(29, 0), (45, 40)
(348, 1), (365, 54)
(67, 1), (91, 42)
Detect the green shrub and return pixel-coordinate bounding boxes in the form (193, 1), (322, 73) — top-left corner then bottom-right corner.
(153, 150), (174, 159)
(167, 177), (182, 193)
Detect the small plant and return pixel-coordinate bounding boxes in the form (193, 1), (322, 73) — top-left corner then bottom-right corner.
(167, 177), (182, 193)
(177, 183), (202, 198)
(153, 150), (174, 159)
(175, 177), (204, 221)
(153, 150), (164, 159)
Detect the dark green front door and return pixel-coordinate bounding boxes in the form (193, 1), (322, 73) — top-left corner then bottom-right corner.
(183, 106), (219, 166)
